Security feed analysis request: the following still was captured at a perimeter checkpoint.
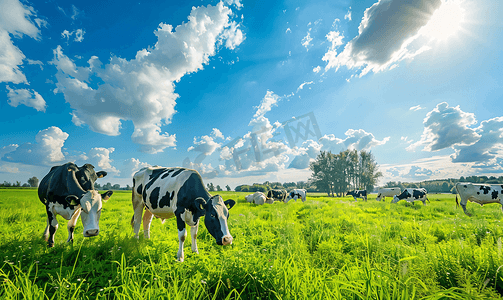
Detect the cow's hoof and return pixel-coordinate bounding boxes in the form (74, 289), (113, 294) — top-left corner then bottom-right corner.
(48, 243), (54, 248)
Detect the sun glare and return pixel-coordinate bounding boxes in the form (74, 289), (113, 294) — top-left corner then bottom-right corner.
(421, 0), (465, 41)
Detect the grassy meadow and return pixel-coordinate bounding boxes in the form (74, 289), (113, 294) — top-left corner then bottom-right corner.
(1, 188), (503, 299)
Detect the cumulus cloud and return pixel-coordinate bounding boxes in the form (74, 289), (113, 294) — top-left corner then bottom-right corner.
(288, 140), (321, 169)
(0, 0), (44, 84)
(6, 86), (46, 111)
(320, 129), (389, 153)
(121, 158), (151, 179)
(452, 116), (503, 164)
(85, 147), (119, 175)
(313, 66), (321, 73)
(410, 105), (423, 111)
(253, 90), (280, 118)
(50, 2), (244, 154)
(408, 102), (480, 152)
(302, 31), (313, 51)
(188, 128), (226, 156)
(323, 0), (441, 76)
(2, 127), (69, 166)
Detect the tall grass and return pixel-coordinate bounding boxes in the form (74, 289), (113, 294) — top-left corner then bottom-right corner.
(1, 189), (502, 299)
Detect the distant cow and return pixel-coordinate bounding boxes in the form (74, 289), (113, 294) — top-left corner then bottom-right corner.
(38, 163), (113, 247)
(376, 187), (401, 202)
(246, 192), (273, 205)
(131, 167), (236, 262)
(286, 189), (307, 203)
(392, 188), (428, 205)
(267, 189), (287, 202)
(346, 190), (367, 201)
(456, 183), (503, 216)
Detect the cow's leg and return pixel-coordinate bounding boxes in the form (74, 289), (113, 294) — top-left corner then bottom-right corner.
(143, 209), (154, 239)
(176, 217), (186, 262)
(43, 217), (50, 241)
(46, 209), (59, 247)
(66, 208), (82, 243)
(190, 222), (200, 254)
(461, 203), (471, 216)
(132, 193), (144, 239)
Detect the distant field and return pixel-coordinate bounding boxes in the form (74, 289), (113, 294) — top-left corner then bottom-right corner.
(1, 189), (503, 299)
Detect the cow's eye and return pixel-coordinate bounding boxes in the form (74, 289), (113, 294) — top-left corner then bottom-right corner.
(211, 214), (216, 218)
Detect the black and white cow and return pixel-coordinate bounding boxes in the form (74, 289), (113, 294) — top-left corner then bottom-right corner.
(38, 163), (113, 247)
(131, 166), (236, 262)
(267, 189), (287, 202)
(346, 190), (367, 201)
(392, 188), (428, 205)
(376, 187), (401, 202)
(286, 189), (307, 203)
(456, 183), (503, 216)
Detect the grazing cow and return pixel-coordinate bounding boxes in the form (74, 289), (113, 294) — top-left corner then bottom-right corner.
(376, 187), (401, 202)
(346, 190), (367, 201)
(267, 189), (287, 202)
(286, 189), (307, 203)
(392, 188), (428, 205)
(131, 167), (236, 262)
(455, 183), (503, 216)
(38, 163), (113, 247)
(246, 192), (273, 205)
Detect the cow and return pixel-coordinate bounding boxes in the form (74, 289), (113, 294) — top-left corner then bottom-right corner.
(376, 187), (401, 202)
(246, 192), (273, 205)
(131, 166), (236, 262)
(266, 189), (287, 202)
(392, 188), (428, 205)
(455, 183), (503, 216)
(38, 162), (113, 247)
(286, 189), (307, 203)
(346, 190), (367, 201)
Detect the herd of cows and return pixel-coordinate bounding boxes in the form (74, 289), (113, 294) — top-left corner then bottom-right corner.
(36, 163), (503, 261)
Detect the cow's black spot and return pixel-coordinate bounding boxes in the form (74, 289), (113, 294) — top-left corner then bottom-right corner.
(150, 187), (161, 209)
(477, 192), (480, 195)
(161, 169), (175, 179)
(480, 186), (491, 194)
(146, 169), (171, 191)
(492, 190), (499, 200)
(413, 189), (425, 199)
(159, 190), (175, 208)
(171, 168), (185, 177)
(136, 183), (143, 196)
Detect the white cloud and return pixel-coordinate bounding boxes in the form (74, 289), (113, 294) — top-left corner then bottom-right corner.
(408, 102), (480, 152)
(6, 86), (47, 111)
(301, 31), (312, 51)
(286, 28), (291, 34)
(2, 127), (69, 166)
(313, 66), (321, 73)
(0, 0), (43, 84)
(409, 105), (423, 111)
(86, 147), (119, 175)
(320, 129), (389, 153)
(344, 8), (352, 21)
(296, 81), (313, 92)
(253, 90), (280, 118)
(323, 0), (441, 76)
(121, 158), (151, 179)
(62, 29), (85, 43)
(50, 2), (244, 154)
(0, 144), (19, 159)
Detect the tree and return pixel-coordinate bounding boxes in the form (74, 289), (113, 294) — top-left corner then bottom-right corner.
(112, 184), (121, 190)
(27, 177), (39, 187)
(226, 185), (231, 191)
(216, 185), (222, 191)
(309, 151), (337, 196)
(207, 183), (215, 192)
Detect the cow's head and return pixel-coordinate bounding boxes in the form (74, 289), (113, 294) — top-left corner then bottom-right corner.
(65, 190), (113, 237)
(195, 195), (235, 246)
(75, 164), (107, 191)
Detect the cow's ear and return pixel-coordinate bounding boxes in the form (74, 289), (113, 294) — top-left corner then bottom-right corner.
(65, 195), (79, 206)
(67, 164), (79, 172)
(101, 190), (113, 201)
(96, 171), (107, 178)
(195, 197), (207, 212)
(224, 199), (236, 210)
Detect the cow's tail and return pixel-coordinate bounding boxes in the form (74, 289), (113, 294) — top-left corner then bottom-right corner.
(426, 195), (430, 203)
(455, 194), (459, 209)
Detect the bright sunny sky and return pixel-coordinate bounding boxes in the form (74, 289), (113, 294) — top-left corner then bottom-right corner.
(1, 0), (502, 189)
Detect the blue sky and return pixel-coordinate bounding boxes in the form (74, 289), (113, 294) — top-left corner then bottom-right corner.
(1, 0), (502, 189)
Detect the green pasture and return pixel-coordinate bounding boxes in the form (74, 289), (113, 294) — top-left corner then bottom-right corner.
(1, 189), (503, 299)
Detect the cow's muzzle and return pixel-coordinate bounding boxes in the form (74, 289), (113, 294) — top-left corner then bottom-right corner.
(222, 235), (233, 246)
(84, 229), (99, 237)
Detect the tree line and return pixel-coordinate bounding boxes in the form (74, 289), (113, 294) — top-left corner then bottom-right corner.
(384, 175), (503, 194)
(309, 150), (382, 197)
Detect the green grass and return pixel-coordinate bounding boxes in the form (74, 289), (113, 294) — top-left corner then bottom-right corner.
(1, 189), (503, 299)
